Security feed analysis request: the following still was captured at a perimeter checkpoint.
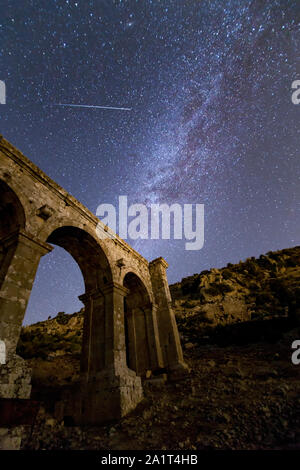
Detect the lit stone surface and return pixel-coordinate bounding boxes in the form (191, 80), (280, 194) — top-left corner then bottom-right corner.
(0, 136), (188, 445)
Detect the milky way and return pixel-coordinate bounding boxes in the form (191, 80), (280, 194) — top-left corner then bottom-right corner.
(0, 0), (299, 324)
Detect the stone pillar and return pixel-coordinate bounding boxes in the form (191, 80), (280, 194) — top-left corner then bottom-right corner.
(0, 230), (52, 398)
(0, 230), (52, 451)
(149, 257), (189, 379)
(0, 230), (52, 358)
(125, 307), (138, 373)
(144, 303), (164, 372)
(79, 288), (106, 380)
(61, 282), (143, 425)
(102, 282), (130, 375)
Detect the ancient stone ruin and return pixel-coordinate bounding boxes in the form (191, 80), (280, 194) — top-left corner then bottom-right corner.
(0, 136), (188, 448)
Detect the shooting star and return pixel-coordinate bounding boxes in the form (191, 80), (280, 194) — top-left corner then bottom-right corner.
(55, 103), (132, 111)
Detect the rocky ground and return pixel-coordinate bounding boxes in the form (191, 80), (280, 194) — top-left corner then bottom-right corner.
(21, 326), (300, 450)
(16, 246), (300, 450)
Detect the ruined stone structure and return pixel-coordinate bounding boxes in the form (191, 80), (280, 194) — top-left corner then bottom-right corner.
(0, 136), (188, 436)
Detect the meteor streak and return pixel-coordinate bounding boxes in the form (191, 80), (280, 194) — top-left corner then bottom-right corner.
(55, 103), (132, 111)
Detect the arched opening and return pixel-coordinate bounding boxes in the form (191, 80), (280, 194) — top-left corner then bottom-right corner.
(46, 226), (112, 371)
(46, 227), (113, 377)
(23, 246), (84, 325)
(123, 272), (152, 377)
(46, 226), (112, 293)
(0, 180), (34, 405)
(18, 226), (113, 389)
(0, 180), (25, 288)
(0, 180), (25, 238)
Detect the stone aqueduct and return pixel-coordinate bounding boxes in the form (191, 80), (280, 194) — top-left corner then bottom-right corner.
(0, 136), (188, 424)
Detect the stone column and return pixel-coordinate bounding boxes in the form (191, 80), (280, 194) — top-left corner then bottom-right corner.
(66, 282), (143, 425)
(149, 257), (189, 379)
(102, 282), (130, 375)
(0, 230), (52, 450)
(0, 230), (52, 358)
(79, 288), (105, 381)
(0, 230), (52, 399)
(125, 307), (138, 373)
(144, 303), (164, 372)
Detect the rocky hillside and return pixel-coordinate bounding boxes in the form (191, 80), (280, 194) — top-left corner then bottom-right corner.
(18, 309), (84, 360)
(171, 246), (300, 342)
(17, 310), (84, 388)
(17, 246), (300, 386)
(15, 245), (300, 450)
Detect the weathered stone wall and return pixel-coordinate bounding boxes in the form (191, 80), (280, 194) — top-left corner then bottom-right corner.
(0, 356), (32, 449)
(0, 355), (31, 399)
(0, 136), (188, 434)
(0, 425), (27, 450)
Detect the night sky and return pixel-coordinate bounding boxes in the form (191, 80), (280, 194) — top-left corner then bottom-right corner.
(0, 0), (299, 325)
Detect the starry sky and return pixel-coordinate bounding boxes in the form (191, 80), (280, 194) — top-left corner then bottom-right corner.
(0, 0), (299, 325)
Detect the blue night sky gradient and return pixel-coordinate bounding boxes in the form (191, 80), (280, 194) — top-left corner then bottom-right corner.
(0, 0), (299, 324)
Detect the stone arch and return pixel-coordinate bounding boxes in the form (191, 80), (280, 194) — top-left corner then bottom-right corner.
(121, 267), (153, 303)
(46, 225), (113, 292)
(0, 178), (33, 408)
(46, 225), (114, 377)
(39, 217), (114, 273)
(123, 272), (154, 377)
(0, 179), (52, 357)
(0, 137), (188, 431)
(0, 179), (27, 295)
(0, 179), (26, 239)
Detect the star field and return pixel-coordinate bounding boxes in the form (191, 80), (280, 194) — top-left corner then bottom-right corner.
(0, 0), (299, 324)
